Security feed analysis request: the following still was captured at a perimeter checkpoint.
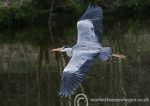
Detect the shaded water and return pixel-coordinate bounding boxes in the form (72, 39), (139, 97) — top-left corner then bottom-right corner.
(0, 16), (150, 106)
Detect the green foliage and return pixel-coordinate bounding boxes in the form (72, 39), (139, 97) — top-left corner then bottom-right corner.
(119, 0), (150, 10)
(0, 0), (150, 28)
(0, 8), (11, 25)
(0, 0), (88, 27)
(0, 1), (49, 27)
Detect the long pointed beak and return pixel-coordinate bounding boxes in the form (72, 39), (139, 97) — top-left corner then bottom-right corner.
(51, 47), (64, 52)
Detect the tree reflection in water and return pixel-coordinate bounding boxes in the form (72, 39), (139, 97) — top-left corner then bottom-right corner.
(0, 17), (150, 106)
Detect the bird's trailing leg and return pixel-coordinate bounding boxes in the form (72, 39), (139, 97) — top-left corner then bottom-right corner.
(112, 53), (126, 59)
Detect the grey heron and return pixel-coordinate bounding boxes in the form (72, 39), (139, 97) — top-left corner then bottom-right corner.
(51, 4), (125, 97)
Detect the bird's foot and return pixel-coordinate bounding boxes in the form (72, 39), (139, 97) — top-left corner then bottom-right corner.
(112, 54), (126, 59)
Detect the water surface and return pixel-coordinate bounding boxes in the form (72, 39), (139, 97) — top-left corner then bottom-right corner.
(0, 16), (150, 106)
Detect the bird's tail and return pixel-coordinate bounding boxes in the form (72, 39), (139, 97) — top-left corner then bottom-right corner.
(99, 47), (112, 61)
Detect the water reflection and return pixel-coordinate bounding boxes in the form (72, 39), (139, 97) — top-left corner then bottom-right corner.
(0, 17), (150, 106)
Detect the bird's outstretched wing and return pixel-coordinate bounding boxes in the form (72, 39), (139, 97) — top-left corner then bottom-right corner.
(59, 52), (98, 97)
(79, 4), (103, 43)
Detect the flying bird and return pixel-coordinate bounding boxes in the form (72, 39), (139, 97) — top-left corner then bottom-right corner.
(51, 4), (125, 97)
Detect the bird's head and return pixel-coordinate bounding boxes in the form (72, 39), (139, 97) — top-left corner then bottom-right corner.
(51, 45), (71, 52)
(51, 45), (72, 57)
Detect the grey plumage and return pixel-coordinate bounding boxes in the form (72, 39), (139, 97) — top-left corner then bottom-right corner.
(59, 4), (112, 97)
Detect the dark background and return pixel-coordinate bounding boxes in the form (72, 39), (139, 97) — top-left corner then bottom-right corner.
(0, 0), (150, 106)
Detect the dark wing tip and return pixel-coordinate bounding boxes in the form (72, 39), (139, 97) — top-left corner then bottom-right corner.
(59, 53), (96, 97)
(59, 71), (85, 97)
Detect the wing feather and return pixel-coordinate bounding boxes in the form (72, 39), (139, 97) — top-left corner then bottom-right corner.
(79, 4), (103, 43)
(59, 53), (97, 97)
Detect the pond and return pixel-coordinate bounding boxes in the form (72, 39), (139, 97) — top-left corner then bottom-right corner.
(0, 16), (150, 106)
